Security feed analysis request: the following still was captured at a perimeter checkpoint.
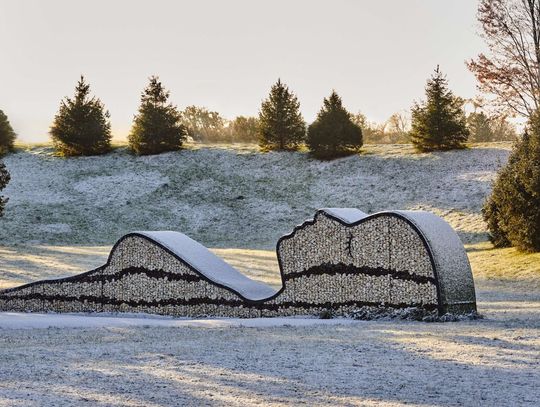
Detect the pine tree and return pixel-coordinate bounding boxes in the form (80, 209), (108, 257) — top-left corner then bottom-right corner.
(50, 76), (112, 156)
(129, 76), (186, 155)
(307, 91), (362, 159)
(467, 111), (494, 142)
(0, 161), (9, 217)
(258, 79), (306, 150)
(410, 67), (469, 152)
(0, 110), (16, 155)
(483, 110), (540, 252)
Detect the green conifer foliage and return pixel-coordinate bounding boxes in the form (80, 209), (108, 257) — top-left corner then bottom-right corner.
(50, 76), (112, 156)
(0, 161), (9, 217)
(0, 110), (16, 155)
(307, 91), (363, 159)
(467, 111), (494, 142)
(258, 79), (306, 151)
(483, 110), (540, 252)
(129, 76), (186, 155)
(410, 67), (469, 152)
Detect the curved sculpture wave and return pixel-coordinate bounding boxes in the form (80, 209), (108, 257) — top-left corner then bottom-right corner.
(0, 208), (476, 318)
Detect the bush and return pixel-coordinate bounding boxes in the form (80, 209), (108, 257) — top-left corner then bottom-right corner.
(258, 79), (306, 151)
(50, 76), (111, 156)
(0, 110), (16, 155)
(0, 161), (9, 217)
(180, 106), (227, 143)
(129, 76), (186, 155)
(410, 66), (469, 152)
(307, 91), (362, 159)
(228, 116), (260, 143)
(483, 110), (540, 252)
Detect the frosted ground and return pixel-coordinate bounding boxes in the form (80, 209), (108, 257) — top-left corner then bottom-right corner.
(0, 143), (539, 406)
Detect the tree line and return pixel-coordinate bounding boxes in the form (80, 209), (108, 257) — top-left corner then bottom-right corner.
(0, 69), (518, 160)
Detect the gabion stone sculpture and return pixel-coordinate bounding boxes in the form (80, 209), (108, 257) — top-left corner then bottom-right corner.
(0, 209), (476, 318)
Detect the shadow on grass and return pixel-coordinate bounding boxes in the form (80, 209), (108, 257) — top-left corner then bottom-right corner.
(0, 318), (538, 406)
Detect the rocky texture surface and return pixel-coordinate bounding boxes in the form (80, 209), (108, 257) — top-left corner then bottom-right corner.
(0, 209), (476, 317)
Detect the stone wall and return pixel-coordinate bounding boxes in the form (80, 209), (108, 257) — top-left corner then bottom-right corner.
(0, 209), (476, 318)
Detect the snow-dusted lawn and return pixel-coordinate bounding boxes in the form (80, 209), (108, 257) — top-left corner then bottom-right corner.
(0, 143), (512, 248)
(1, 143), (539, 406)
(0, 295), (538, 406)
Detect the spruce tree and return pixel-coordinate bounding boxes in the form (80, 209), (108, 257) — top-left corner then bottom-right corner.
(483, 110), (540, 252)
(50, 76), (111, 156)
(129, 76), (186, 155)
(0, 110), (16, 155)
(0, 161), (9, 217)
(258, 79), (306, 150)
(307, 91), (363, 159)
(410, 67), (469, 152)
(467, 111), (494, 142)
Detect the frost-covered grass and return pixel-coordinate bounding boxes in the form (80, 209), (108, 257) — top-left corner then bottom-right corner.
(0, 303), (538, 406)
(1, 142), (539, 406)
(1, 142), (511, 248)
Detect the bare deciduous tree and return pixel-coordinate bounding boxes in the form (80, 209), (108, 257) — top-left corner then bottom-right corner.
(468, 0), (540, 117)
(386, 112), (410, 137)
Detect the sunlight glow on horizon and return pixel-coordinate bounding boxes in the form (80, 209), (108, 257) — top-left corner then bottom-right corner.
(0, 0), (484, 142)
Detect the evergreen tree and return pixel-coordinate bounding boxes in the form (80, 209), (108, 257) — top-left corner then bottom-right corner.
(410, 67), (469, 152)
(307, 91), (363, 159)
(0, 110), (16, 155)
(129, 76), (186, 155)
(258, 79), (306, 150)
(50, 76), (111, 156)
(0, 161), (9, 217)
(483, 110), (540, 252)
(467, 111), (494, 142)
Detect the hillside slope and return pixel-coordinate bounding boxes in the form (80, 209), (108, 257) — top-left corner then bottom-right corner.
(0, 143), (510, 248)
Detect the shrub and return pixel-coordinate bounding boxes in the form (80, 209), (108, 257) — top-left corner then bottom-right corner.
(50, 76), (111, 156)
(410, 66), (469, 152)
(228, 116), (260, 143)
(307, 91), (362, 159)
(0, 110), (16, 155)
(483, 110), (540, 252)
(129, 76), (186, 155)
(258, 79), (306, 151)
(180, 106), (227, 143)
(0, 161), (9, 217)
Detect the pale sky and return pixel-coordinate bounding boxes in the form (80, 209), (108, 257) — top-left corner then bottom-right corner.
(0, 0), (484, 142)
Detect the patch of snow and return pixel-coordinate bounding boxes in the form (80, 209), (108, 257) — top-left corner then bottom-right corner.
(38, 223), (72, 234)
(321, 208), (367, 223)
(0, 312), (355, 330)
(456, 171), (497, 182)
(74, 171), (169, 203)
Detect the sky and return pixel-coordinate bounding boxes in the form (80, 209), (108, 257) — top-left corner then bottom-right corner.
(0, 0), (485, 142)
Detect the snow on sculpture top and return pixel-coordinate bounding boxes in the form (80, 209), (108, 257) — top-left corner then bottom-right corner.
(0, 208), (477, 318)
(135, 231), (276, 301)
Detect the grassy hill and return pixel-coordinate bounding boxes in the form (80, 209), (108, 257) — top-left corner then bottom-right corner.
(1, 142), (539, 291)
